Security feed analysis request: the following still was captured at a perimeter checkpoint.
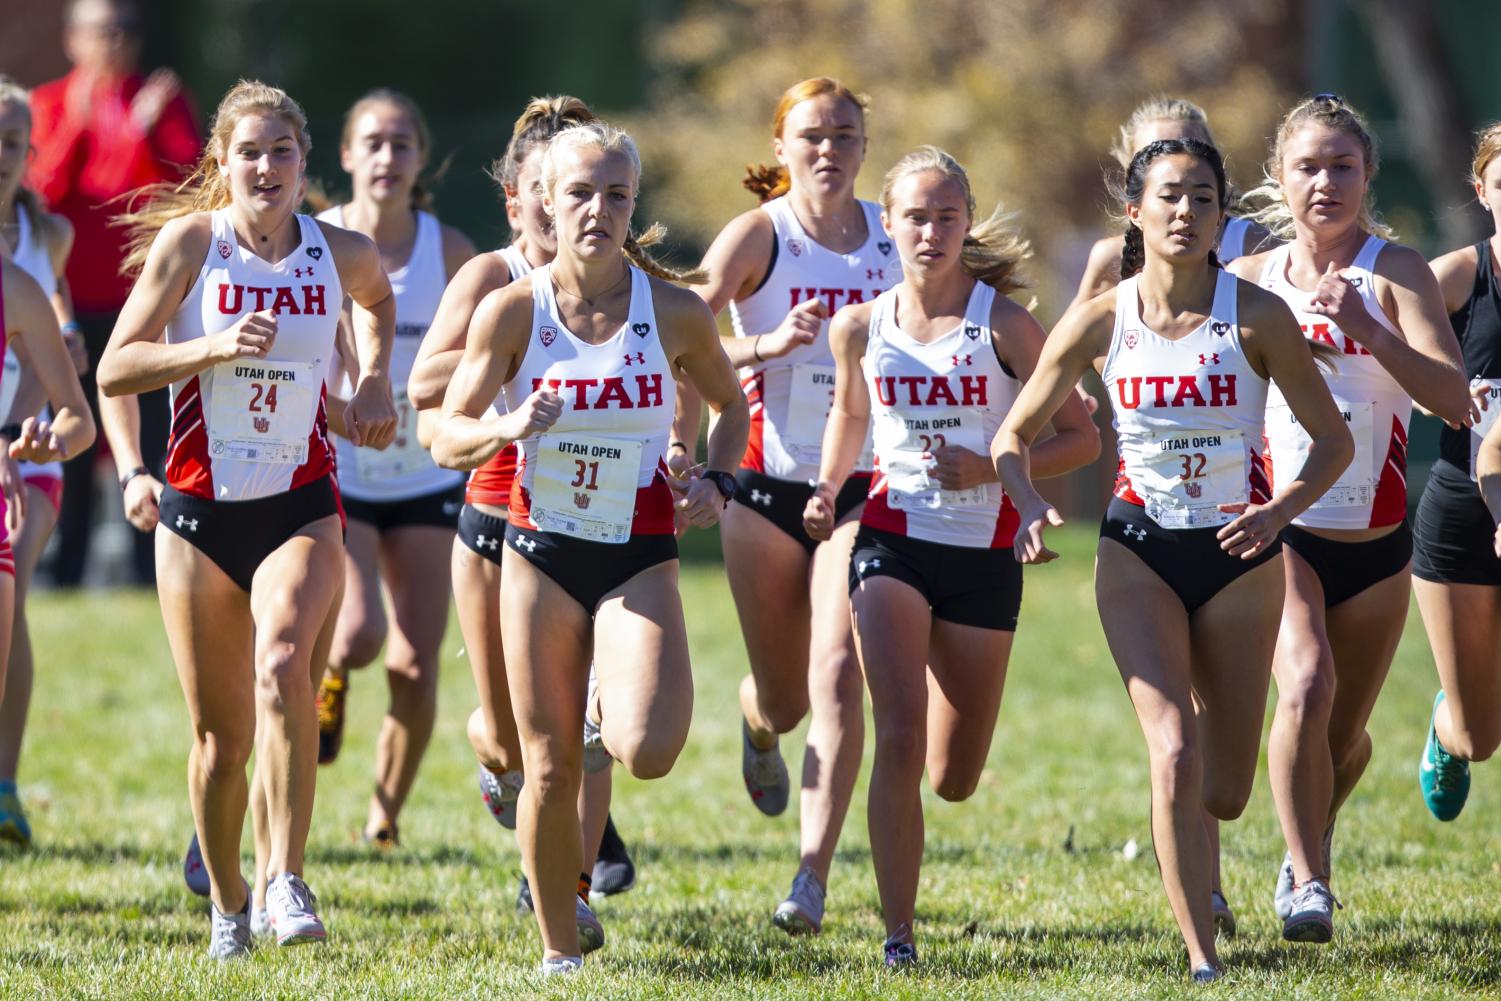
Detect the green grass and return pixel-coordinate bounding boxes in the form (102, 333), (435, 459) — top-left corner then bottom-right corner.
(2, 526), (1499, 999)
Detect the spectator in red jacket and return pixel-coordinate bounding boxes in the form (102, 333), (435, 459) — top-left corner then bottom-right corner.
(27, 0), (200, 586)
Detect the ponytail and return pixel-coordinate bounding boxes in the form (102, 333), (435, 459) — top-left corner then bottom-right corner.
(623, 223), (708, 285)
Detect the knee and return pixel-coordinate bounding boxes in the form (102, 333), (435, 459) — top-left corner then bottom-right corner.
(520, 741), (582, 803)
(331, 621), (384, 671)
(761, 690), (810, 735)
(255, 642), (311, 711)
(612, 728), (684, 781)
(386, 657), (439, 707)
(1202, 781), (1251, 822)
(195, 728), (254, 783)
(930, 764), (982, 803)
(1277, 656), (1336, 724)
(873, 717), (925, 773)
(1148, 733), (1200, 805)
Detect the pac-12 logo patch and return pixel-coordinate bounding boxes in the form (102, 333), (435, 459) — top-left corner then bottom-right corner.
(877, 240), (892, 255)
(632, 322), (650, 337)
(1124, 330), (1140, 350)
(540, 326), (557, 347)
(787, 238), (804, 257)
(217, 240), (232, 260)
(307, 246), (323, 260)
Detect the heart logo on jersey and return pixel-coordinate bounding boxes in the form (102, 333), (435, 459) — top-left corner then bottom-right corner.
(307, 247), (323, 260)
(540, 326), (557, 347)
(964, 324), (980, 340)
(1124, 330), (1139, 349)
(787, 238), (804, 257)
(1211, 321), (1230, 336)
(217, 240), (232, 260)
(878, 240), (892, 255)
(632, 322), (651, 337)
(1349, 275), (1363, 288)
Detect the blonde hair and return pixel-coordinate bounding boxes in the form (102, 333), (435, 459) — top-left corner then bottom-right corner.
(1472, 122), (1501, 188)
(878, 146), (1031, 295)
(339, 88), (442, 211)
(1241, 94), (1394, 242)
(743, 77), (869, 204)
(0, 76), (68, 255)
(119, 80), (310, 275)
(488, 96), (597, 195)
(1110, 97), (1215, 170)
(542, 122), (706, 285)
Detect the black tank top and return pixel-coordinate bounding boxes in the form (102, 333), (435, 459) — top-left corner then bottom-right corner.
(1439, 239), (1501, 472)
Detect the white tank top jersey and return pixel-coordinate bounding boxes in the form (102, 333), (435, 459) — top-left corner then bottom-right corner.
(163, 209), (342, 502)
(1260, 236), (1410, 529)
(1, 202), (63, 481)
(319, 207), (462, 502)
(728, 196), (900, 482)
(458, 244), (533, 506)
(502, 264), (676, 543)
(861, 282), (1021, 548)
(1104, 269), (1271, 529)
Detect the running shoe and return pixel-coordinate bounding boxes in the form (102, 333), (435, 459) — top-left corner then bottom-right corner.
(1421, 691), (1471, 821)
(540, 955), (583, 976)
(183, 833), (211, 897)
(316, 668), (349, 765)
(882, 929), (917, 969)
(1282, 878), (1339, 943)
(266, 872), (327, 946)
(478, 765), (524, 830)
(773, 867), (825, 935)
(362, 819), (399, 851)
(741, 720), (790, 816)
(592, 814), (635, 895)
(250, 906), (271, 938)
(0, 783), (31, 848)
(1210, 889), (1235, 939)
(576, 895), (605, 955)
(1274, 821), (1335, 921)
(208, 898), (253, 960)
(1191, 962), (1224, 984)
(583, 667), (612, 773)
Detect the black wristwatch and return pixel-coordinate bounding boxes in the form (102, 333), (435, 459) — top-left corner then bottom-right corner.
(119, 465), (151, 491)
(702, 469), (737, 504)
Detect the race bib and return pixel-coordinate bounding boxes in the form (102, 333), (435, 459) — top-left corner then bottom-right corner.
(1469, 379), (1501, 482)
(351, 383), (432, 481)
(784, 363), (874, 469)
(530, 432), (644, 544)
(1137, 428), (1246, 529)
(877, 407), (989, 510)
(1268, 401), (1375, 507)
(207, 360), (319, 465)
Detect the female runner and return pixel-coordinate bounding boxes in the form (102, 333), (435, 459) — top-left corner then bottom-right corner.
(432, 121), (747, 974)
(995, 138), (1352, 981)
(1231, 95), (1468, 941)
(692, 76), (899, 932)
(1072, 97), (1270, 309)
(804, 147), (1098, 964)
(98, 80), (396, 958)
(407, 96), (636, 907)
(308, 88), (475, 853)
(0, 76), (90, 846)
(1411, 123), (1501, 821)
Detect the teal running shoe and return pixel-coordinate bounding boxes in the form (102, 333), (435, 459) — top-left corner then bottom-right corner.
(1421, 691), (1470, 821)
(0, 782), (30, 848)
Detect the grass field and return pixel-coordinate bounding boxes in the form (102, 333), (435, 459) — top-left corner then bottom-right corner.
(1, 525), (1498, 999)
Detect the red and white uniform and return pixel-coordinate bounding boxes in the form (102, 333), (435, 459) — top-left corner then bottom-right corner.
(861, 283), (1020, 548)
(1261, 236), (1410, 529)
(502, 264), (675, 542)
(729, 196), (900, 481)
(0, 202), (65, 501)
(164, 209), (341, 501)
(463, 245), (529, 508)
(0, 260), (16, 573)
(1105, 269), (1271, 529)
(319, 207), (463, 502)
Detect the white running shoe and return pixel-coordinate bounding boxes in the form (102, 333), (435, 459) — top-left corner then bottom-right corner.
(478, 765), (525, 830)
(576, 895), (606, 955)
(741, 720), (789, 816)
(583, 666), (612, 773)
(1274, 821), (1335, 921)
(1282, 878), (1338, 944)
(772, 868), (825, 935)
(208, 898), (253, 960)
(266, 872), (327, 946)
(540, 955), (583, 976)
(250, 906), (271, 938)
(1191, 962), (1224, 983)
(1211, 889), (1236, 939)
(183, 833), (210, 897)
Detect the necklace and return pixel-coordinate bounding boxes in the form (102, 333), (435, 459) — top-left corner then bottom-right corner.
(553, 267), (630, 307)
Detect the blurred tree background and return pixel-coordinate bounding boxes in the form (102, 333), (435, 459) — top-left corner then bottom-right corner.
(6, 0), (1500, 516)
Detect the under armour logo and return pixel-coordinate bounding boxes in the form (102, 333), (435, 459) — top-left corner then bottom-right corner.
(867, 268), (884, 281)
(1198, 353), (1220, 365)
(749, 489), (772, 506)
(1123, 525), (1146, 541)
(475, 535), (499, 551)
(294, 266), (314, 278)
(632, 322), (651, 337)
(176, 515), (199, 533)
(307, 247), (323, 260)
(857, 558), (882, 574)
(513, 536), (538, 553)
(952, 354), (973, 367)
(1211, 321), (1230, 336)
(624, 352), (645, 366)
